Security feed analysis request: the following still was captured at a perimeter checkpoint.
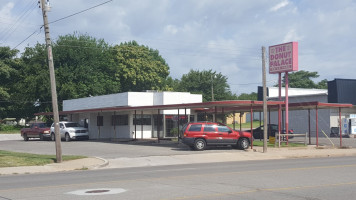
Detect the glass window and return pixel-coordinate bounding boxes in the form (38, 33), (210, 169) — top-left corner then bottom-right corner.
(204, 124), (216, 132)
(65, 122), (80, 127)
(97, 116), (103, 126)
(112, 115), (129, 126)
(218, 125), (230, 132)
(188, 124), (202, 132)
(133, 115), (152, 125)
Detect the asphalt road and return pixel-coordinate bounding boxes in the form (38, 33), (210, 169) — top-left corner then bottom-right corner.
(1, 156), (356, 200)
(1, 134), (355, 159)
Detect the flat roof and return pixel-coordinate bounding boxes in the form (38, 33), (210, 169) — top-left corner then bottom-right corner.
(35, 100), (353, 116)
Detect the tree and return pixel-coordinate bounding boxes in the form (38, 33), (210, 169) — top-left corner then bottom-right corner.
(276, 70), (327, 89)
(177, 69), (236, 102)
(13, 33), (121, 118)
(0, 46), (22, 119)
(54, 33), (121, 101)
(112, 41), (170, 92)
(237, 92), (257, 100)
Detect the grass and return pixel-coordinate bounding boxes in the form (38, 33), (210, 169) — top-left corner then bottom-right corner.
(252, 140), (306, 148)
(228, 121), (263, 129)
(0, 125), (22, 134)
(0, 130), (20, 134)
(0, 150), (86, 168)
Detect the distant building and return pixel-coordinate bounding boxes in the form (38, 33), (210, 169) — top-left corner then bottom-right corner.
(257, 78), (356, 136)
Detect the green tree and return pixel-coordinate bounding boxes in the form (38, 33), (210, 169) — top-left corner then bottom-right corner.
(237, 92), (257, 100)
(54, 33), (120, 101)
(112, 41), (170, 92)
(276, 70), (327, 89)
(14, 33), (121, 118)
(177, 69), (236, 102)
(0, 47), (22, 119)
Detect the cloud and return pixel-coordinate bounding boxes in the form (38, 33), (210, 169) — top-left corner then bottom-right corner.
(164, 25), (178, 35)
(270, 0), (289, 12)
(283, 29), (303, 43)
(1, 0), (356, 95)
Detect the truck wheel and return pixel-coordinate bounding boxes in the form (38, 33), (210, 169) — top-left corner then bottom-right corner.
(194, 139), (206, 151)
(23, 134), (29, 141)
(51, 133), (55, 141)
(65, 133), (71, 142)
(237, 138), (249, 150)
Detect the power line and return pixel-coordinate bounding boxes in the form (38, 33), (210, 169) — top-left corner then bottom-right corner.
(47, 0), (113, 25)
(13, 28), (42, 50)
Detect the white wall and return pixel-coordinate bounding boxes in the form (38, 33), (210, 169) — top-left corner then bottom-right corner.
(127, 92), (154, 106)
(268, 87), (327, 99)
(63, 93), (129, 111)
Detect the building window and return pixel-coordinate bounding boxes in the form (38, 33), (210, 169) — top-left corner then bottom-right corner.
(97, 116), (103, 126)
(133, 115), (152, 125)
(112, 115), (129, 126)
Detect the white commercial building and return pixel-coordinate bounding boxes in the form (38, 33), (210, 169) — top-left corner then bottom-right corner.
(63, 91), (202, 140)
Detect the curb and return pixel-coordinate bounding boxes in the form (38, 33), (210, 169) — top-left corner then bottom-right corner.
(90, 157), (109, 169)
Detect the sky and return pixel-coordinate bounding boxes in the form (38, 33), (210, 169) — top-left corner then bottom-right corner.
(1, 0), (355, 95)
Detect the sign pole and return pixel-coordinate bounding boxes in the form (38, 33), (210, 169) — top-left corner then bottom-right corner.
(285, 72), (289, 145)
(278, 73), (282, 148)
(262, 46), (267, 153)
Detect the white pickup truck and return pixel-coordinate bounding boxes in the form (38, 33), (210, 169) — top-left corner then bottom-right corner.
(50, 121), (89, 142)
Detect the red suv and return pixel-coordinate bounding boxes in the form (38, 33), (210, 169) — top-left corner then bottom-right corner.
(180, 122), (251, 151)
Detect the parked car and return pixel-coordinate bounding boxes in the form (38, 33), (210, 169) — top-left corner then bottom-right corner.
(180, 121), (251, 151)
(50, 121), (89, 142)
(247, 124), (294, 139)
(330, 127), (350, 138)
(20, 122), (52, 141)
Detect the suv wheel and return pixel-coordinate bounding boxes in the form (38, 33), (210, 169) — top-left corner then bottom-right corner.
(51, 133), (55, 141)
(194, 139), (206, 151)
(237, 138), (249, 150)
(65, 133), (71, 142)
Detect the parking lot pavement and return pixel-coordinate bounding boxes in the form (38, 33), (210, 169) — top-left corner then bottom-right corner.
(1, 134), (356, 175)
(0, 134), (22, 141)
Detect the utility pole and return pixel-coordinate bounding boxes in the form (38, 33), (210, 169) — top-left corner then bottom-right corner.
(262, 46), (268, 153)
(40, 0), (62, 163)
(211, 74), (214, 101)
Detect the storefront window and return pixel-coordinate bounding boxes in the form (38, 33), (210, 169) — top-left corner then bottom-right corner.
(112, 115), (129, 126)
(133, 115), (152, 125)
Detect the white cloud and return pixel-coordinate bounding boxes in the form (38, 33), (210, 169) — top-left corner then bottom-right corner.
(1, 0), (356, 95)
(283, 29), (303, 43)
(270, 0), (289, 12)
(0, 2), (14, 18)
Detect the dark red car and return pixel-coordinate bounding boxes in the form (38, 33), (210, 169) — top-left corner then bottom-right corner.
(21, 122), (52, 141)
(180, 122), (251, 151)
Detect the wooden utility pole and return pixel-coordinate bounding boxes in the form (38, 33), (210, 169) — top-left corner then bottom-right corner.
(40, 0), (62, 163)
(262, 46), (268, 153)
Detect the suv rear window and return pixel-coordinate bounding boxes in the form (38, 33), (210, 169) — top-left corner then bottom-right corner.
(188, 124), (202, 132)
(217, 125), (230, 132)
(203, 124), (216, 132)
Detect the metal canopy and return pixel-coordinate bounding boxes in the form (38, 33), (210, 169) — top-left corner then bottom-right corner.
(35, 100), (352, 116)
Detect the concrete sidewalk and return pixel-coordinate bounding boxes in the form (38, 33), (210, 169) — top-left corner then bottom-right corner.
(0, 157), (108, 175)
(1, 145), (356, 175)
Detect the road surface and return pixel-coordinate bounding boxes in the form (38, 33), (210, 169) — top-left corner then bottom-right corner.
(1, 156), (356, 199)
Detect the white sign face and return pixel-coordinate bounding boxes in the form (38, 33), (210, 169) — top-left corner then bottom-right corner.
(269, 42), (298, 74)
